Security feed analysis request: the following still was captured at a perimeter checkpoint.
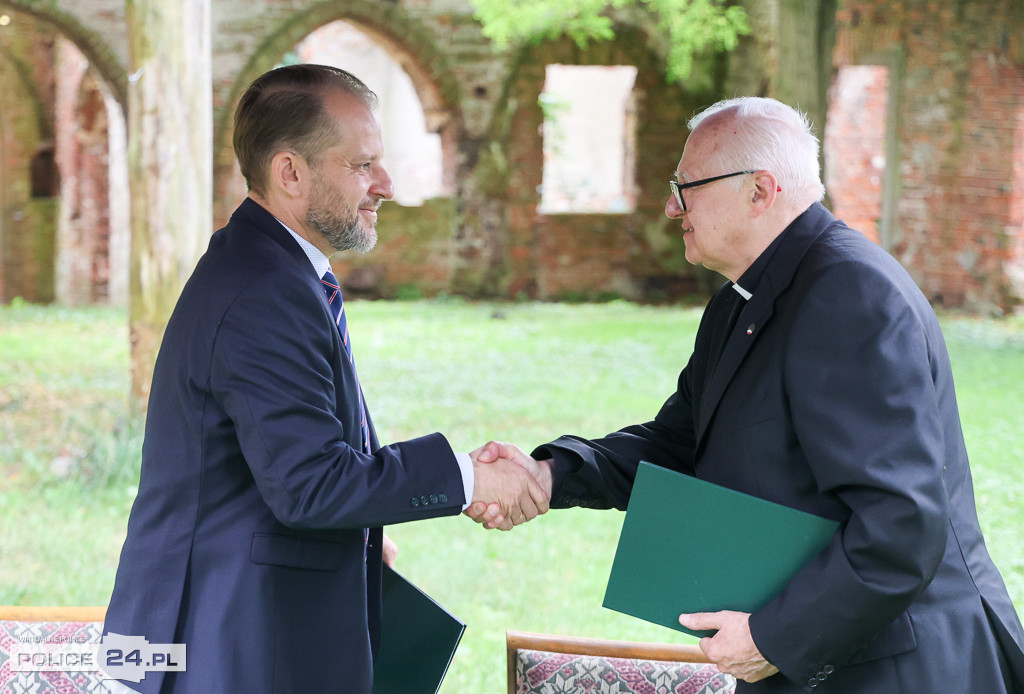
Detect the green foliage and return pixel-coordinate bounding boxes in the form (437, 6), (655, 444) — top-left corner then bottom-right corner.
(470, 0), (750, 81)
(648, 0), (750, 81)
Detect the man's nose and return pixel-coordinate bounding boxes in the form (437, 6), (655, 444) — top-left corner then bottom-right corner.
(372, 165), (394, 200)
(665, 193), (685, 219)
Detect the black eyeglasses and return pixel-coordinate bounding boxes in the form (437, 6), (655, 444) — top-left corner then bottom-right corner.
(669, 170), (757, 212)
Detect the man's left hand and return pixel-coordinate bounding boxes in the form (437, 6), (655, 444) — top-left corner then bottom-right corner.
(679, 611), (779, 683)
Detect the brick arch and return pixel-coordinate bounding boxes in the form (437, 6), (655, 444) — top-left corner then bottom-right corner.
(0, 2), (126, 107)
(0, 20), (53, 303)
(0, 43), (51, 141)
(213, 0), (464, 200)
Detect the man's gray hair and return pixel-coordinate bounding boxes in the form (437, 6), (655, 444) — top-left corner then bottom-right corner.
(689, 97), (826, 205)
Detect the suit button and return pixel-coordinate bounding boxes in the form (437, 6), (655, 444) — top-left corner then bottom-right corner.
(410, 497), (419, 507)
(429, 494), (438, 504)
(824, 665), (835, 675)
(439, 493), (448, 503)
(420, 496), (429, 506)
(808, 680), (819, 688)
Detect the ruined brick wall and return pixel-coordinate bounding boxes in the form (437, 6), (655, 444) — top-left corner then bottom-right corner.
(54, 38), (114, 305)
(498, 29), (721, 301)
(1013, 91), (1024, 300)
(2, 0), (713, 303)
(824, 65), (888, 244)
(834, 0), (1024, 311)
(200, 1), (707, 301)
(0, 13), (58, 303)
(1, 0), (1022, 310)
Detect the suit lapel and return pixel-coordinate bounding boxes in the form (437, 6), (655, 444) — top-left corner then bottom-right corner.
(234, 198), (344, 349)
(233, 198), (381, 447)
(696, 288), (775, 444)
(695, 203), (838, 447)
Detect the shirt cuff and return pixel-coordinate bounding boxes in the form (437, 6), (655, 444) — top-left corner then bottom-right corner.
(455, 452), (474, 511)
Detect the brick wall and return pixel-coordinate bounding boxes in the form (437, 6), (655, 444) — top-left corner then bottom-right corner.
(499, 27), (722, 301)
(53, 38), (115, 305)
(1, 0), (1021, 310)
(0, 13), (58, 303)
(825, 65), (888, 244)
(833, 0), (1024, 311)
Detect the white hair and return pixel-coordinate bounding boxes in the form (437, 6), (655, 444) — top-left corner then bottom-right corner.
(688, 97), (825, 205)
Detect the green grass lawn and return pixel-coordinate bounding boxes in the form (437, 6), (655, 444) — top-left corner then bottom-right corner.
(1, 300), (1022, 693)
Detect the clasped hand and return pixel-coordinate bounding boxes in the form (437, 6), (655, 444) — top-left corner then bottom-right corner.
(466, 441), (553, 531)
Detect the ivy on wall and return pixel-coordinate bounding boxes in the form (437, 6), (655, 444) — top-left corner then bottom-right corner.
(468, 0), (749, 81)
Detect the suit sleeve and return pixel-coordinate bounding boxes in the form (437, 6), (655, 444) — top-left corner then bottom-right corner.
(208, 269), (465, 529)
(748, 260), (949, 688)
(533, 354), (699, 510)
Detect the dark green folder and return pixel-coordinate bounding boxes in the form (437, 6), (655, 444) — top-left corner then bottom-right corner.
(604, 461), (839, 638)
(372, 565), (466, 694)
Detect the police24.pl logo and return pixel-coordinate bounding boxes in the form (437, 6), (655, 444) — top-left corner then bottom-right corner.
(99, 633), (186, 683)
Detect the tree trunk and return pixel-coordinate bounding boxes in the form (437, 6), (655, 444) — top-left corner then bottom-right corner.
(126, 0), (212, 409)
(776, 0), (838, 201)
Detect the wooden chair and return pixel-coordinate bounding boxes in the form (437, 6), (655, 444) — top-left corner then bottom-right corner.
(0, 605), (108, 693)
(0, 605), (107, 622)
(507, 630), (736, 694)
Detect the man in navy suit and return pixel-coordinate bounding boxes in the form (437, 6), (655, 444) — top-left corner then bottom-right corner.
(103, 64), (547, 693)
(470, 97), (1024, 692)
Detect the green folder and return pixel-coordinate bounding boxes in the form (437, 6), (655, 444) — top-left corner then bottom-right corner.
(372, 565), (466, 694)
(604, 461), (839, 638)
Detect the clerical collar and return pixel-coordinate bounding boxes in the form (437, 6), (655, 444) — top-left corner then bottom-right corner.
(731, 283), (752, 300)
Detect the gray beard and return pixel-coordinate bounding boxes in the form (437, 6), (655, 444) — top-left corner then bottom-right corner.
(306, 172), (378, 253)
(307, 207), (377, 253)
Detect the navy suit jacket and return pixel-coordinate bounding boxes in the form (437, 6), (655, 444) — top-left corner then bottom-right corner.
(104, 198), (465, 693)
(536, 204), (1024, 692)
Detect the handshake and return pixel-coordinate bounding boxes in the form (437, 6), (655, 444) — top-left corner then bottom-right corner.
(465, 441), (554, 531)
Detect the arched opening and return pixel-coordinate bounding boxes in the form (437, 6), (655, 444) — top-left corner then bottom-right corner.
(54, 37), (129, 306)
(0, 8), (127, 305)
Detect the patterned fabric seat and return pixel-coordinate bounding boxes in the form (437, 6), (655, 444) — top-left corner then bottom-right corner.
(0, 607), (108, 694)
(508, 630), (736, 694)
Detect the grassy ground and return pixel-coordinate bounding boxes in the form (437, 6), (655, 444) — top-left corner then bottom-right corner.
(1, 300), (1022, 693)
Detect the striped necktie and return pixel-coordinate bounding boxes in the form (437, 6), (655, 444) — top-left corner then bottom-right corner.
(321, 270), (371, 454)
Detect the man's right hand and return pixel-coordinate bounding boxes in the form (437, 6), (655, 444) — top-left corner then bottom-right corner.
(466, 441), (553, 530)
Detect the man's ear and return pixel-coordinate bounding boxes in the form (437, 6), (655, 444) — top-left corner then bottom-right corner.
(749, 171), (779, 216)
(269, 151), (308, 200)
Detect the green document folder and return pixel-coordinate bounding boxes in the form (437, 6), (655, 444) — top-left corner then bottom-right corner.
(372, 565), (466, 694)
(604, 461), (839, 638)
